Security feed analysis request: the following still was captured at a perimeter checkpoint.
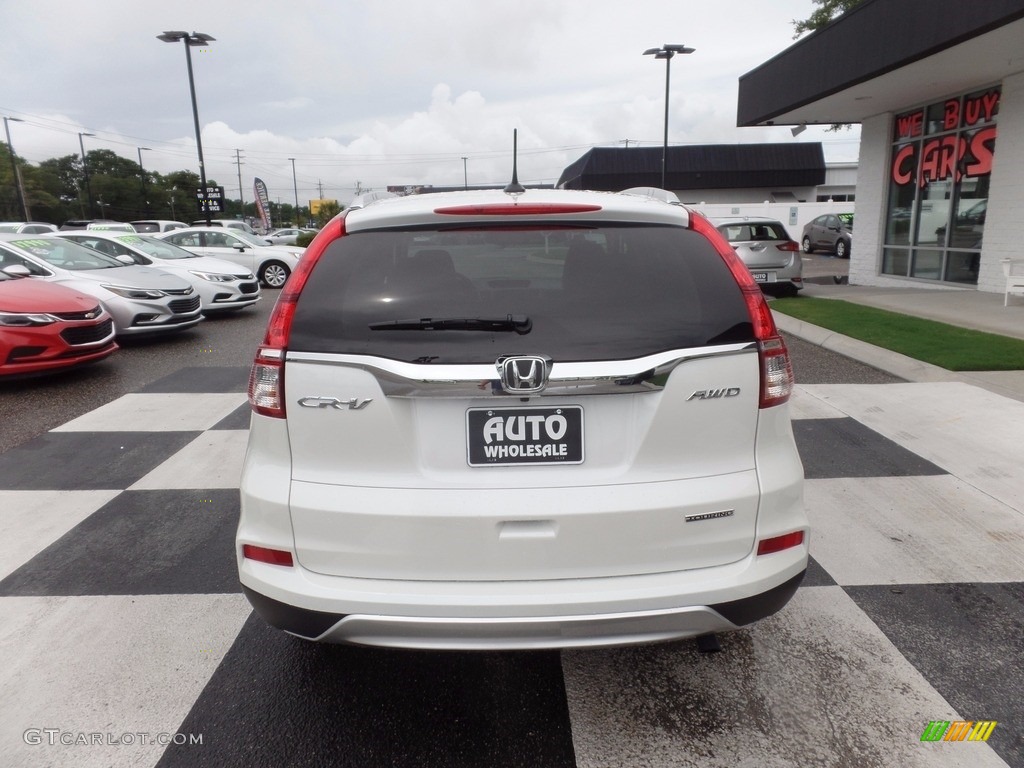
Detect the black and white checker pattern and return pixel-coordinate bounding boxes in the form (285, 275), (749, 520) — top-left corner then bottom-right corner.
(1, 367), (1021, 768)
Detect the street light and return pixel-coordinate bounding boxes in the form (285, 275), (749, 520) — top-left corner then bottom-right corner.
(288, 158), (299, 226)
(3, 116), (30, 221)
(137, 147), (151, 215)
(461, 156), (468, 190)
(157, 30), (215, 225)
(78, 131), (95, 218)
(643, 43), (695, 190)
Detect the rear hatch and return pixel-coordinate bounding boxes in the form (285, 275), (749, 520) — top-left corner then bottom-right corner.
(283, 214), (763, 582)
(718, 221), (794, 269)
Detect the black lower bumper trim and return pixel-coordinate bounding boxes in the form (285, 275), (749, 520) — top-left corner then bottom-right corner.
(710, 569), (806, 626)
(241, 585), (346, 640)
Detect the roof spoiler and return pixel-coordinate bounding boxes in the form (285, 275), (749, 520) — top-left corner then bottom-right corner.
(347, 191), (399, 210)
(619, 187), (682, 205)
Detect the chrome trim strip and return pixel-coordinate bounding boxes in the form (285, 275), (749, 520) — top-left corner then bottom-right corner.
(285, 344), (756, 398)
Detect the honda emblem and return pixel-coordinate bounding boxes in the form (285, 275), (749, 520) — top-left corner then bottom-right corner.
(497, 355), (551, 394)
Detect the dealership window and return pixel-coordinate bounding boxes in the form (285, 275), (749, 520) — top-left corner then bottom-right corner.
(882, 87), (998, 285)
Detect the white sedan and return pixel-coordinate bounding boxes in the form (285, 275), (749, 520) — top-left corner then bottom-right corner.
(264, 227), (318, 246)
(156, 228), (304, 288)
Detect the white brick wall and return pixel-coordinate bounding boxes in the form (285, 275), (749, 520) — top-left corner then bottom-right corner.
(849, 114), (890, 287)
(979, 71), (1024, 293)
(851, 73), (1024, 293)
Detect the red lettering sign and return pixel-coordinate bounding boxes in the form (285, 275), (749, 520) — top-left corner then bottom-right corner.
(919, 136), (964, 186)
(963, 90), (1000, 127)
(965, 126), (997, 177)
(895, 110), (923, 140)
(892, 144), (916, 185)
(943, 99), (960, 131)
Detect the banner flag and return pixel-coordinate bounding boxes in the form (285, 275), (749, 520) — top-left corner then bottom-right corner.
(253, 178), (272, 232)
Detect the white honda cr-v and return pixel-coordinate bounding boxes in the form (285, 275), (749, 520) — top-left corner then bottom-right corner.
(238, 187), (807, 650)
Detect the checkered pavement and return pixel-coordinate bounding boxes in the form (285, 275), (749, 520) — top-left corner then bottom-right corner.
(1, 367), (1021, 768)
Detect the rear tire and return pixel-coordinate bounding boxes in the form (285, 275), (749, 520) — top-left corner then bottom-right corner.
(259, 261), (290, 288)
(802, 237), (814, 254)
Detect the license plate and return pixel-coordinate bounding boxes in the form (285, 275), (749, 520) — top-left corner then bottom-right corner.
(467, 406), (584, 466)
(751, 271), (772, 283)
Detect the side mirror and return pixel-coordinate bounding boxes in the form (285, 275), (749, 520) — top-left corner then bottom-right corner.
(1, 264), (31, 277)
(116, 255), (135, 265)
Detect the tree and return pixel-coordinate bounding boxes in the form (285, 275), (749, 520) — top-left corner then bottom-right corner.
(313, 200), (342, 228)
(792, 0), (864, 37)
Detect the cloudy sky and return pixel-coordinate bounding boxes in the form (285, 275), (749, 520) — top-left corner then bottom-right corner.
(1, 0), (859, 206)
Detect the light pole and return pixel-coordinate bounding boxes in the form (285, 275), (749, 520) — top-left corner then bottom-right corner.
(3, 116), (30, 221)
(137, 146), (151, 215)
(78, 131), (95, 218)
(289, 158), (299, 226)
(461, 156), (468, 190)
(157, 30), (215, 225)
(643, 44), (695, 190)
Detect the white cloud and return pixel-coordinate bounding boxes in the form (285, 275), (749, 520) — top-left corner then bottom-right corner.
(0, 0), (860, 206)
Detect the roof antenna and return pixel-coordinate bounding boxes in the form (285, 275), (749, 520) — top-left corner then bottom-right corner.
(504, 129), (526, 198)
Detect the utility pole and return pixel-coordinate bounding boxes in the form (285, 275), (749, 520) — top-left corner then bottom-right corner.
(289, 158), (299, 225)
(234, 149), (245, 214)
(318, 179), (324, 199)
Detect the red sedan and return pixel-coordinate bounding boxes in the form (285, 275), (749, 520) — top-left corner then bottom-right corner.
(0, 270), (118, 377)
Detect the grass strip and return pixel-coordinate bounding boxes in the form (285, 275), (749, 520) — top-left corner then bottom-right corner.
(770, 296), (1024, 371)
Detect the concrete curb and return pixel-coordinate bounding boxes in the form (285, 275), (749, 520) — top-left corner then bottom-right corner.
(773, 313), (1024, 403)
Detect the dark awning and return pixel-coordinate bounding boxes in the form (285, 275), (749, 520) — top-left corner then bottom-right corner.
(557, 143), (825, 191)
(737, 0), (1024, 127)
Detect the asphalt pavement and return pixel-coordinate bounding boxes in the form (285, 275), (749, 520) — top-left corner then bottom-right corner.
(2, 265), (1023, 767)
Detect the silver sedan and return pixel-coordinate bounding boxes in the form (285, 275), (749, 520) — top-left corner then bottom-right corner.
(0, 234), (202, 337)
(712, 217), (804, 296)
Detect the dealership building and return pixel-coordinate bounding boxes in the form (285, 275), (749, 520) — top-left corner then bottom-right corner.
(737, 0), (1024, 294)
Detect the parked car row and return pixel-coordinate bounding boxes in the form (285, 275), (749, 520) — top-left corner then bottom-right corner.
(0, 227), (290, 378)
(58, 232), (261, 314)
(0, 222), (59, 234)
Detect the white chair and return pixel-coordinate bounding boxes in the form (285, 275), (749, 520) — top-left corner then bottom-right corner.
(1003, 259), (1024, 306)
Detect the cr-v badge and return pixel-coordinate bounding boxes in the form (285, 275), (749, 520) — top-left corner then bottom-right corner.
(297, 396), (373, 410)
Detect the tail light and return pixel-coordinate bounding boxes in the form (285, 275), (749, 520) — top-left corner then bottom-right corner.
(689, 212), (794, 408)
(776, 240), (800, 252)
(242, 544), (294, 567)
(757, 532), (802, 557)
(757, 531), (805, 556)
(248, 214), (348, 418)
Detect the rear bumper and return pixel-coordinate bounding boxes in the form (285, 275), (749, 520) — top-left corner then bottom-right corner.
(237, 547), (807, 650)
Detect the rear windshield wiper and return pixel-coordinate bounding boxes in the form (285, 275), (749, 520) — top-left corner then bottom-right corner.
(369, 314), (532, 334)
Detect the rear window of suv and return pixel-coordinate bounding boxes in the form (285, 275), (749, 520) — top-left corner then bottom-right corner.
(289, 224), (753, 363)
(718, 221), (790, 242)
